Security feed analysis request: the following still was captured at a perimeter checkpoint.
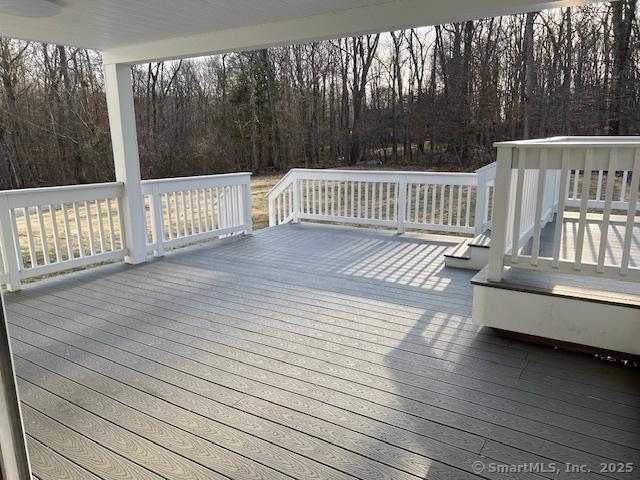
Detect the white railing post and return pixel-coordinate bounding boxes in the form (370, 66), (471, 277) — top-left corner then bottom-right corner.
(243, 179), (253, 234)
(292, 175), (300, 223)
(148, 186), (165, 257)
(472, 162), (497, 234)
(475, 171), (489, 235)
(0, 195), (21, 291)
(396, 177), (407, 234)
(267, 171), (299, 227)
(487, 146), (514, 282)
(268, 194), (276, 227)
(104, 62), (147, 265)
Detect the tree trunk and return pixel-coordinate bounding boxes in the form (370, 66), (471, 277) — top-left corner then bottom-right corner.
(562, 8), (572, 132)
(522, 12), (538, 139)
(608, 0), (636, 134)
(58, 46), (86, 183)
(0, 41), (24, 187)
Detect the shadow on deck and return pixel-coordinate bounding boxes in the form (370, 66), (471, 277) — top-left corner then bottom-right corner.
(5, 223), (640, 480)
(520, 212), (640, 268)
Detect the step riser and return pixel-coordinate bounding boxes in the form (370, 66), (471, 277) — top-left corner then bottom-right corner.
(445, 246), (489, 271)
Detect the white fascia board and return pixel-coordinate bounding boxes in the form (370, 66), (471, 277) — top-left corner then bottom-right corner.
(102, 0), (598, 65)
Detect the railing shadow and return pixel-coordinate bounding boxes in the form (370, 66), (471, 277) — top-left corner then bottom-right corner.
(6, 222), (640, 479)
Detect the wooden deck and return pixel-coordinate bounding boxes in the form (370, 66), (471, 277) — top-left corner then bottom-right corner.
(5, 223), (640, 480)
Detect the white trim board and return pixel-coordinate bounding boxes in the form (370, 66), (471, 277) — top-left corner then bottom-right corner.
(472, 282), (640, 356)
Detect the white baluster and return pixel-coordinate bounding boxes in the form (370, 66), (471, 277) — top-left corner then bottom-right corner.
(597, 149), (618, 272)
(620, 149), (640, 275)
(49, 204), (62, 262)
(574, 149), (593, 270)
(530, 148), (548, 266)
(106, 198), (116, 250)
(62, 203), (73, 258)
(149, 186), (165, 257)
(552, 150), (570, 268)
(73, 202), (84, 257)
(422, 184), (429, 224)
(95, 200), (106, 253)
(397, 178), (407, 234)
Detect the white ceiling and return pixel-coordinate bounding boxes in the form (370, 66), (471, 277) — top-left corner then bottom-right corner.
(0, 0), (599, 64)
(3, 0), (389, 49)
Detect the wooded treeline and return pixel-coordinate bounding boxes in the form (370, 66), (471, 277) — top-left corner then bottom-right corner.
(0, 0), (638, 189)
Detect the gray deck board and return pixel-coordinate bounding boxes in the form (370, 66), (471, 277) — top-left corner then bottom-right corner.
(27, 436), (103, 480)
(5, 223), (640, 480)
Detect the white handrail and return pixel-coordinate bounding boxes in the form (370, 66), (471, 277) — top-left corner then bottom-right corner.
(488, 137), (640, 283)
(496, 136), (640, 147)
(267, 167), (496, 235)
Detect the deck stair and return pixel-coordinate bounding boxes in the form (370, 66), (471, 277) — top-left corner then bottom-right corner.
(444, 230), (491, 270)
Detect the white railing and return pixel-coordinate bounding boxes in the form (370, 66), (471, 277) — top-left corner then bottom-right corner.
(0, 173), (253, 291)
(142, 173), (252, 256)
(0, 182), (127, 290)
(475, 162), (496, 233)
(503, 165), (562, 255)
(566, 168), (631, 210)
(267, 167), (496, 235)
(488, 136), (640, 283)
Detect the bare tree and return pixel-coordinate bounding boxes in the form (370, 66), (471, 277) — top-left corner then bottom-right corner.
(522, 11), (538, 139)
(0, 2), (638, 188)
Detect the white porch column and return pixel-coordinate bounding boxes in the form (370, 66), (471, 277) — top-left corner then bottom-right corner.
(104, 63), (147, 264)
(487, 146), (514, 282)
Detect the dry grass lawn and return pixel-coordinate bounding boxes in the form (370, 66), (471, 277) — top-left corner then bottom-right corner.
(251, 174), (281, 230)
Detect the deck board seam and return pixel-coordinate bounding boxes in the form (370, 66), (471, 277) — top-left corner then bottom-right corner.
(11, 327), (494, 479)
(19, 296), (638, 447)
(10, 308), (640, 466)
(17, 358), (378, 480)
(26, 435), (107, 480)
(16, 289), (640, 433)
(118, 266), (515, 353)
(96, 273), (522, 367)
(15, 348), (482, 480)
(21, 403), (171, 480)
(78, 274), (640, 397)
(9, 312), (494, 456)
(14, 284), (640, 422)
